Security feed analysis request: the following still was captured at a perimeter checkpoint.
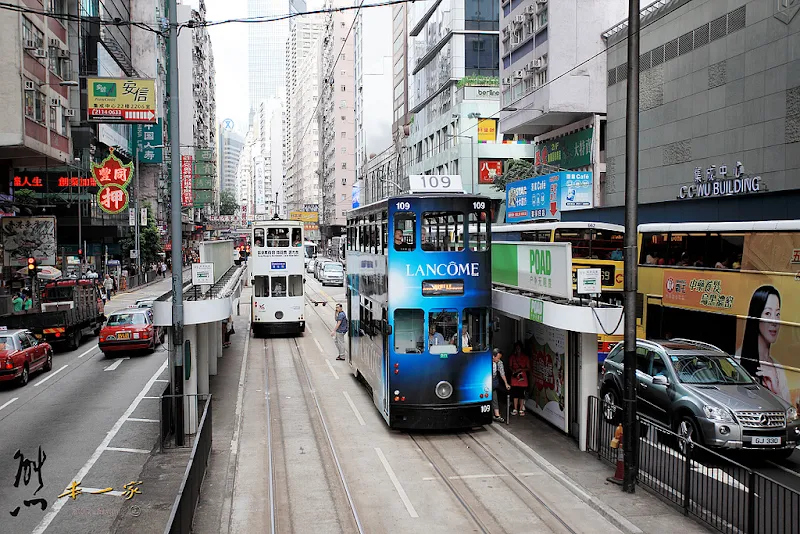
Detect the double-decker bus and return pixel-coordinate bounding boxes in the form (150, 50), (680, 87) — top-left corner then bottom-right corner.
(304, 241), (317, 267)
(346, 182), (493, 429)
(250, 220), (306, 336)
(491, 221), (625, 362)
(638, 220), (800, 410)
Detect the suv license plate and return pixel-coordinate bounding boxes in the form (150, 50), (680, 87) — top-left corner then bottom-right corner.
(752, 436), (781, 445)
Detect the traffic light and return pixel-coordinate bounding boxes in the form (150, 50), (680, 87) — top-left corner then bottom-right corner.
(27, 257), (37, 276)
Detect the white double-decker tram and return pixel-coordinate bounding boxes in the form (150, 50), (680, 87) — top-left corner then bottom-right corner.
(250, 220), (306, 335)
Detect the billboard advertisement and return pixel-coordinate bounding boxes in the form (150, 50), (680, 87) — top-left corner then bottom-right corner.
(289, 211), (319, 223)
(254, 158), (266, 215)
(534, 128), (593, 169)
(524, 321), (568, 432)
(181, 155), (193, 206)
(477, 118), (498, 143)
(87, 78), (157, 123)
(1, 216), (57, 266)
(505, 172), (594, 223)
(491, 242), (573, 300)
(133, 120), (163, 163)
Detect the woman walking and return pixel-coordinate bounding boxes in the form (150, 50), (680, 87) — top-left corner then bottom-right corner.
(492, 349), (511, 423)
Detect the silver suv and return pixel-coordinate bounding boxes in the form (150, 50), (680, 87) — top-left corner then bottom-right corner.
(600, 339), (800, 459)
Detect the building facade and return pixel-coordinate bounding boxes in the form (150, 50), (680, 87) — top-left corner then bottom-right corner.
(191, 3), (217, 215)
(596, 0), (800, 224)
(218, 127), (244, 196)
(392, 2), (411, 144)
(248, 0), (290, 113)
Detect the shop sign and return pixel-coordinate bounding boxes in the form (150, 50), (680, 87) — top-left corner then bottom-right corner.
(505, 171), (593, 223)
(12, 173), (94, 189)
(529, 298), (544, 323)
(525, 321), (568, 432)
(87, 78), (157, 123)
(477, 118), (497, 143)
(463, 86), (500, 100)
(97, 184), (129, 214)
(576, 268), (602, 295)
(193, 190), (213, 207)
(193, 176), (213, 190)
(91, 151), (133, 189)
(478, 159), (503, 184)
(678, 161), (762, 199)
(492, 242), (573, 299)
(290, 211), (319, 223)
(534, 128), (593, 170)
(181, 155), (193, 206)
(133, 120), (163, 164)
(196, 148), (214, 162)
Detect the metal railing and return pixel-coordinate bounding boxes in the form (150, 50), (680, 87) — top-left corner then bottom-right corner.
(586, 396), (800, 534)
(162, 394), (213, 534)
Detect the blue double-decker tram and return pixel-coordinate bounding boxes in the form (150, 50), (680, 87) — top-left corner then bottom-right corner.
(345, 176), (493, 429)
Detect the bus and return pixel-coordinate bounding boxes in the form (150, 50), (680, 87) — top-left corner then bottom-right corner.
(638, 220), (800, 410)
(346, 191), (493, 429)
(330, 235), (345, 263)
(250, 220), (306, 336)
(492, 221), (625, 362)
(304, 241), (317, 267)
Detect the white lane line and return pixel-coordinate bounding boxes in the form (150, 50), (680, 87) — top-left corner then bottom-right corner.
(306, 323), (313, 334)
(103, 357), (130, 371)
(154, 379), (169, 382)
(642, 438), (746, 490)
(314, 338), (324, 353)
(126, 418), (159, 423)
(142, 396), (160, 400)
(325, 359), (340, 379)
(375, 447), (418, 518)
(422, 472), (538, 481)
(0, 397), (19, 413)
(32, 359), (168, 534)
(104, 447), (151, 454)
(766, 461), (800, 478)
(33, 365), (68, 387)
(77, 345), (98, 358)
(343, 391), (365, 426)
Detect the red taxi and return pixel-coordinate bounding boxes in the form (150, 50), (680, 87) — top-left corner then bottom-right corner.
(99, 308), (163, 355)
(0, 328), (53, 386)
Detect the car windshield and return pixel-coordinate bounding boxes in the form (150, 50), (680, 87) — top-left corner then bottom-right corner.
(107, 313), (147, 326)
(672, 353), (754, 385)
(325, 264), (343, 271)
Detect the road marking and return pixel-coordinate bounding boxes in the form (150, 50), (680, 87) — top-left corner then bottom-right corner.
(343, 391), (365, 425)
(325, 359), (340, 379)
(306, 323), (312, 334)
(314, 338), (324, 353)
(33, 364), (68, 387)
(32, 359), (167, 534)
(0, 397), (19, 413)
(641, 438), (746, 490)
(66, 486), (124, 497)
(375, 447), (418, 518)
(77, 345), (98, 358)
(126, 418), (159, 423)
(766, 461), (800, 478)
(104, 447), (151, 454)
(104, 357), (130, 371)
(422, 472), (538, 481)
(154, 379), (169, 383)
(142, 396), (160, 399)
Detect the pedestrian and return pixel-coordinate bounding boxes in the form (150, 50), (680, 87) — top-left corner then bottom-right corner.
(509, 341), (530, 416)
(11, 292), (24, 313)
(330, 303), (348, 361)
(161, 262), (167, 278)
(492, 348), (511, 423)
(103, 274), (114, 301)
(22, 290), (33, 312)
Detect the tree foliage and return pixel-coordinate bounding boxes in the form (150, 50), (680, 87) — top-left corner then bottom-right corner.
(120, 201), (163, 265)
(492, 159), (535, 192)
(219, 190), (238, 216)
(13, 189), (38, 206)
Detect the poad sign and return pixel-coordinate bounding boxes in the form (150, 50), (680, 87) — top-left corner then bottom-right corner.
(92, 150), (133, 214)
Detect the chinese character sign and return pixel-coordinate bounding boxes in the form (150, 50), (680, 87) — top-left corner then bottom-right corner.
(91, 152), (133, 188)
(87, 78), (157, 123)
(181, 155), (193, 206)
(134, 120), (163, 164)
(478, 159), (503, 184)
(505, 172), (594, 223)
(97, 185), (129, 214)
(534, 128), (593, 169)
(477, 118), (498, 143)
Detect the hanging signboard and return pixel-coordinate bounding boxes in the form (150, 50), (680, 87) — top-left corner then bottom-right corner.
(478, 159), (503, 184)
(534, 128), (593, 169)
(97, 184), (129, 214)
(492, 242), (573, 299)
(92, 150), (133, 214)
(181, 155), (193, 206)
(505, 172), (594, 223)
(87, 78), (157, 123)
(133, 120), (164, 163)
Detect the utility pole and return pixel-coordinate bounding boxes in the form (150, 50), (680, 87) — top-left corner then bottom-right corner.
(134, 144), (142, 277)
(168, 0), (185, 446)
(622, 0), (641, 494)
(76, 165), (82, 277)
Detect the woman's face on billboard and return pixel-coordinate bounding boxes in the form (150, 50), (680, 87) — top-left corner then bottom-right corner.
(759, 294), (781, 344)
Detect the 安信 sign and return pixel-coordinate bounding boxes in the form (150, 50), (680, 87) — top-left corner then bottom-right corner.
(87, 78), (157, 123)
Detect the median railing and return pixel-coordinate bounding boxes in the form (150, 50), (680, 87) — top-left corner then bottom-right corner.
(587, 396), (800, 534)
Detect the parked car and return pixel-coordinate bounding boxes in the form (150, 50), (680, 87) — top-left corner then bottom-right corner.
(315, 259), (330, 280)
(134, 298), (155, 309)
(306, 258), (317, 274)
(0, 328), (53, 386)
(99, 308), (164, 355)
(600, 339), (800, 458)
(320, 262), (345, 286)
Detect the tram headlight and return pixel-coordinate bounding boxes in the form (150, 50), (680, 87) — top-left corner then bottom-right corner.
(435, 381), (453, 400)
(275, 311), (284, 319)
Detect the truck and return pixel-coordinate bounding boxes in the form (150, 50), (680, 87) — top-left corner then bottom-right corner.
(0, 279), (106, 350)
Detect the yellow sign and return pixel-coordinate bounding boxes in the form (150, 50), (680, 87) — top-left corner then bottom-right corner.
(477, 118), (497, 143)
(289, 211), (319, 223)
(87, 78), (157, 123)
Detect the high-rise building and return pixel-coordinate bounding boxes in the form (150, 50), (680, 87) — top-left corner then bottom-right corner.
(218, 127), (244, 196)
(248, 0), (290, 113)
(392, 2), (411, 143)
(239, 99), (285, 220)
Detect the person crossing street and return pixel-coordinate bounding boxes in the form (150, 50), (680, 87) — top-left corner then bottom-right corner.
(331, 303), (348, 361)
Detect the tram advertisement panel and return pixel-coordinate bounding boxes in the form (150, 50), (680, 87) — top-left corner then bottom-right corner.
(524, 322), (568, 432)
(659, 232), (800, 411)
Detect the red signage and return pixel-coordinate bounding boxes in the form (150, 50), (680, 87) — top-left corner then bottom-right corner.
(478, 159), (503, 184)
(97, 184), (129, 214)
(91, 152), (133, 188)
(12, 172), (96, 190)
(181, 155), (193, 206)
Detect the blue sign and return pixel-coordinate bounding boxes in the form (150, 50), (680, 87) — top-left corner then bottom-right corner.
(505, 172), (593, 223)
(134, 120), (164, 164)
(271, 262), (286, 269)
(352, 181), (361, 209)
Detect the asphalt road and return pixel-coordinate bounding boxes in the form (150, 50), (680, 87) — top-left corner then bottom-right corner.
(0, 276), (176, 534)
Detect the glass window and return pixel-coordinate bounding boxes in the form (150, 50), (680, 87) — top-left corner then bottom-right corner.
(462, 308), (489, 351)
(393, 213), (415, 251)
(288, 275), (303, 297)
(465, 0), (499, 30)
(651, 354), (668, 377)
(554, 229), (591, 259)
(592, 229), (624, 260)
(35, 91), (46, 123)
(254, 276), (269, 297)
(673, 354), (753, 385)
(271, 276), (287, 297)
(24, 87), (35, 119)
(428, 310), (458, 354)
(521, 230), (552, 242)
(267, 228), (289, 247)
(394, 309), (424, 353)
(381, 217), (388, 255)
(635, 347), (651, 374)
(18, 333), (32, 349)
(253, 228), (265, 247)
(468, 210), (489, 251)
(107, 313), (146, 326)
(422, 211), (464, 252)
(291, 228), (302, 246)
(464, 35), (499, 77)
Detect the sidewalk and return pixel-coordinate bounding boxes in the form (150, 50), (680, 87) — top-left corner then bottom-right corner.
(495, 411), (711, 534)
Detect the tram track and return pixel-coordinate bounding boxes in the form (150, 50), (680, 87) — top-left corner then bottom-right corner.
(262, 334), (364, 534)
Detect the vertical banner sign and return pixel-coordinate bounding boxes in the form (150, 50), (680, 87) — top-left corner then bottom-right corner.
(133, 120), (164, 163)
(92, 151), (132, 214)
(254, 158), (266, 215)
(129, 208), (136, 226)
(477, 118), (498, 143)
(140, 208), (147, 226)
(181, 155), (193, 206)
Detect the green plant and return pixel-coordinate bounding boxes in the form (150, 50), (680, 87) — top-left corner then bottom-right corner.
(493, 159), (535, 192)
(13, 189), (38, 206)
(219, 190), (237, 215)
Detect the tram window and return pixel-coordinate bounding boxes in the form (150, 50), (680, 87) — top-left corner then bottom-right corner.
(288, 275), (303, 297)
(554, 229), (590, 258)
(394, 213), (416, 251)
(267, 228), (290, 247)
(592, 229), (624, 260)
(394, 309), (424, 353)
(291, 228), (302, 246)
(254, 228), (265, 248)
(428, 310), (458, 354)
(468, 211), (489, 251)
(462, 308), (490, 352)
(254, 276), (269, 297)
(421, 212), (464, 252)
(271, 276), (287, 297)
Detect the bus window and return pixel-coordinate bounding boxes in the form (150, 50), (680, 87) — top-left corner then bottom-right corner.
(640, 233), (669, 264)
(554, 229), (590, 258)
(422, 212), (464, 252)
(288, 275), (303, 297)
(271, 276), (286, 297)
(254, 229), (265, 248)
(394, 213), (416, 251)
(291, 228), (302, 246)
(468, 211), (489, 252)
(521, 230), (552, 242)
(254, 276), (269, 297)
(429, 310), (458, 354)
(394, 309), (424, 353)
(593, 229), (624, 260)
(462, 308), (490, 351)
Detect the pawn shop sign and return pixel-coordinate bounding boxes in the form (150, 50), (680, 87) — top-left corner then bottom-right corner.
(91, 151), (134, 189)
(97, 184), (129, 214)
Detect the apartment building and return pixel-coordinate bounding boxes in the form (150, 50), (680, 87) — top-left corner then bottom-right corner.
(218, 127), (244, 196)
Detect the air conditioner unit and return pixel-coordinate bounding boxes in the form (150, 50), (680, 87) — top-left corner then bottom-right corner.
(24, 39), (36, 50)
(59, 49), (70, 58)
(536, 0), (548, 5)
(49, 98), (60, 107)
(33, 48), (46, 58)
(64, 108), (76, 117)
(533, 57), (543, 69)
(24, 81), (35, 91)
(49, 38), (60, 47)
(525, 5), (536, 14)
(514, 70), (524, 79)
(515, 15), (525, 23)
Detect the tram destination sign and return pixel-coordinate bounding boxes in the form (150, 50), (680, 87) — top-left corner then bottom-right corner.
(422, 279), (465, 296)
(408, 175), (464, 194)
